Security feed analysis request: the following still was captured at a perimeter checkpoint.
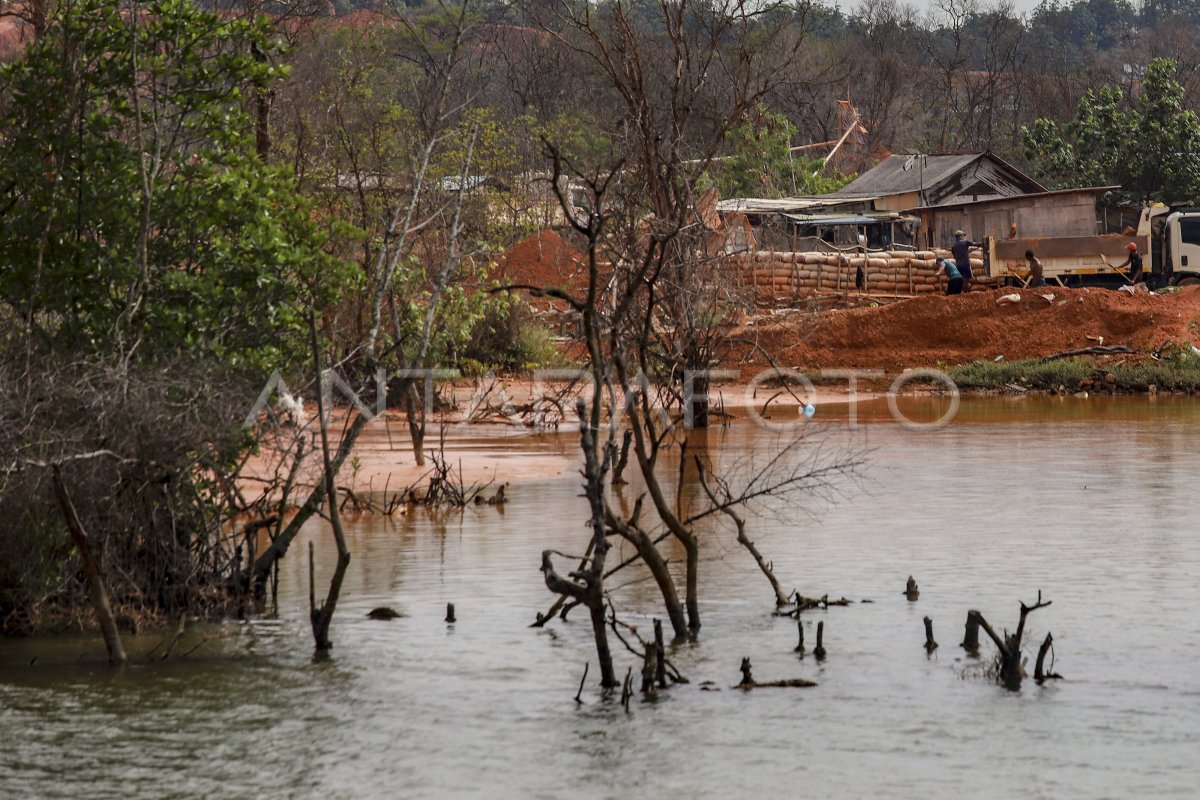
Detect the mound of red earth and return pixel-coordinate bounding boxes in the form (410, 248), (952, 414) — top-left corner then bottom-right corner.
(735, 286), (1200, 374)
(496, 230), (588, 310)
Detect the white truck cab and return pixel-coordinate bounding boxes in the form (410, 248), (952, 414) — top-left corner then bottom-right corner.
(1145, 205), (1200, 286)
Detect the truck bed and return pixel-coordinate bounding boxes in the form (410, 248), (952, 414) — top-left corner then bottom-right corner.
(987, 235), (1148, 281)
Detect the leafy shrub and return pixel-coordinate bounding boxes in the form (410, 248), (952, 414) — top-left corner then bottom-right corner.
(459, 296), (561, 373)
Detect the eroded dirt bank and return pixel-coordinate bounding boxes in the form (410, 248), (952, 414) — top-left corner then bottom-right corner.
(731, 286), (1200, 374)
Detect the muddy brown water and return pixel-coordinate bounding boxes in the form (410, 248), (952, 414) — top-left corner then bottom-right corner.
(3, 397), (1199, 799)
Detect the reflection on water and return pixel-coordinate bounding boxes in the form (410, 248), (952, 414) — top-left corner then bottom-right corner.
(3, 397), (1200, 799)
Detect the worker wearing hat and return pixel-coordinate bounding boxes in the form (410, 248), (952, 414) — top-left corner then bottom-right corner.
(950, 229), (978, 290)
(1115, 241), (1144, 283)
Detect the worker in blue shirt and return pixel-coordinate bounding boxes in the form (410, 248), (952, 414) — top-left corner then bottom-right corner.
(939, 257), (964, 295)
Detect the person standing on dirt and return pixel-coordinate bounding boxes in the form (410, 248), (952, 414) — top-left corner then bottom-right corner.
(1025, 249), (1046, 287)
(1114, 241), (1143, 283)
(951, 230), (977, 291)
(939, 257), (964, 295)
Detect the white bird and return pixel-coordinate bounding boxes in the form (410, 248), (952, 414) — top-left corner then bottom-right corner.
(278, 391), (306, 427)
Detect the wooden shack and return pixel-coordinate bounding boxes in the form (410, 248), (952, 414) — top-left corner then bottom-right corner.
(912, 187), (1118, 250)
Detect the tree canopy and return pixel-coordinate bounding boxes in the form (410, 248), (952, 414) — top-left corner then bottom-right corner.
(714, 105), (852, 199)
(0, 0), (352, 369)
(1022, 57), (1200, 204)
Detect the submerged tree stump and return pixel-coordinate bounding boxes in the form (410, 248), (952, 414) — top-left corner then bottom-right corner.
(654, 619), (667, 688)
(641, 641), (659, 698)
(962, 610), (981, 653)
(924, 616), (938, 652)
(1034, 632), (1063, 683)
(735, 657), (817, 689)
(973, 592), (1054, 690)
(813, 621), (827, 660)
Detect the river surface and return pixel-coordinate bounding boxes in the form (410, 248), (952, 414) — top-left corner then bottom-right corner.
(2, 397), (1199, 799)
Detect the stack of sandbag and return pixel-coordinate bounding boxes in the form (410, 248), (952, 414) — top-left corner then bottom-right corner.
(728, 248), (989, 302)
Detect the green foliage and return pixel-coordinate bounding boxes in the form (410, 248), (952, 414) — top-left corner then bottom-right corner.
(0, 0), (352, 369)
(1021, 58), (1200, 205)
(714, 105), (853, 199)
(459, 294), (561, 374)
(716, 106), (797, 198)
(793, 156), (857, 195)
(950, 349), (1200, 392)
(950, 358), (1098, 390)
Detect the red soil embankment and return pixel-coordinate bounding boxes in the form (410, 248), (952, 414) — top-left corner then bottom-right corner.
(496, 231), (588, 310)
(735, 286), (1200, 373)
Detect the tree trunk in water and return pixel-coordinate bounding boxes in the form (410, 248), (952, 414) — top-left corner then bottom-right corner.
(606, 511), (687, 639)
(588, 604), (616, 688)
(637, 538), (687, 639)
(689, 372), (709, 429)
(51, 466), (126, 665)
(641, 640), (658, 697)
(310, 542), (351, 650)
(403, 382), (426, 467)
(654, 619), (666, 688)
(962, 609), (981, 652)
(685, 541), (700, 634)
(308, 310), (352, 651)
(250, 411), (367, 598)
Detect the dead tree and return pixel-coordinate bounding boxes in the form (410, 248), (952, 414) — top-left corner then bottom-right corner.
(50, 464), (127, 665)
(307, 312), (351, 651)
(604, 504), (689, 640)
(539, 396), (618, 688)
(510, 0), (862, 657)
(695, 460), (789, 607)
(1034, 632), (1062, 683)
(971, 591), (1054, 690)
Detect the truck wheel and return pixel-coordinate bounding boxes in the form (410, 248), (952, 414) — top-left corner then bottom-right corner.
(1177, 277), (1200, 287)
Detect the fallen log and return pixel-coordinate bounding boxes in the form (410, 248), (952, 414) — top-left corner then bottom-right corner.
(1042, 345), (1133, 361)
(735, 657), (817, 689)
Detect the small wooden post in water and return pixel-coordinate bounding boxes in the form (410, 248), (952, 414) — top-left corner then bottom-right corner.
(654, 619), (666, 688)
(641, 642), (658, 698)
(794, 620), (805, 654)
(574, 663), (589, 704)
(445, 603), (456, 624)
(905, 575), (920, 601)
(814, 621), (827, 660)
(739, 657), (754, 686)
(962, 609), (981, 653)
(1034, 632), (1062, 682)
(924, 616), (938, 652)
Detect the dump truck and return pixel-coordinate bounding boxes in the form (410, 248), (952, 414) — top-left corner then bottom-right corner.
(985, 205), (1200, 289)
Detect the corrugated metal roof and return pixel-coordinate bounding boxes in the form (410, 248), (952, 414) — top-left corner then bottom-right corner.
(828, 153), (982, 197)
(827, 152), (1044, 199)
(715, 197), (863, 214)
(780, 212), (919, 225)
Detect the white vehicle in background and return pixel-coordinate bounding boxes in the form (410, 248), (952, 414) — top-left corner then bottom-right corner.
(985, 205), (1200, 289)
